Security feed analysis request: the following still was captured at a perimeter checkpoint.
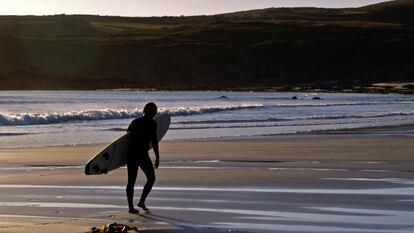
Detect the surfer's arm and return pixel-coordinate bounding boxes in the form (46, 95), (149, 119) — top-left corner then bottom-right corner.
(152, 121), (160, 168)
(127, 120), (134, 132)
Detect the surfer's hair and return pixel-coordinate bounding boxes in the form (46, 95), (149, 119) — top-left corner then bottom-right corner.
(143, 102), (157, 116)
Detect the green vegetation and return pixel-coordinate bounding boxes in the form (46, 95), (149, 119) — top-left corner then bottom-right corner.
(0, 0), (413, 91)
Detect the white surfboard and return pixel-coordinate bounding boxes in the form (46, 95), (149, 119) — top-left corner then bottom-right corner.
(85, 113), (171, 175)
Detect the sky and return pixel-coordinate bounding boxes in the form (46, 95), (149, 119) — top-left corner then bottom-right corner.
(0, 0), (391, 17)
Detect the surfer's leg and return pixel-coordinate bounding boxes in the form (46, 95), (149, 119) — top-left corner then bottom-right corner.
(126, 163), (139, 211)
(138, 156), (155, 210)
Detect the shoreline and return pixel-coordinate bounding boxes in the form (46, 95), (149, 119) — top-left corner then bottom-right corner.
(1, 123), (413, 150)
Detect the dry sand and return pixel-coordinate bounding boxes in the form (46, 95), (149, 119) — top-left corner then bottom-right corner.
(0, 135), (413, 232)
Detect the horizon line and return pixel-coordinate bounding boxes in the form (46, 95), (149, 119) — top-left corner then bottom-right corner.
(0, 1), (389, 18)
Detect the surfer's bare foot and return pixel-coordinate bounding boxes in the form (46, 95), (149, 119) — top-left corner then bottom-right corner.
(128, 208), (139, 214)
(137, 202), (150, 212)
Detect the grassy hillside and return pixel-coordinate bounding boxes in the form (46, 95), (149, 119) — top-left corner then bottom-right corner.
(0, 0), (413, 90)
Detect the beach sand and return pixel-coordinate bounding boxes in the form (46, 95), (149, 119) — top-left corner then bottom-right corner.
(0, 135), (413, 232)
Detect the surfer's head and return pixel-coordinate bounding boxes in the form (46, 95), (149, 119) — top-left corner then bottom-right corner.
(143, 102), (157, 118)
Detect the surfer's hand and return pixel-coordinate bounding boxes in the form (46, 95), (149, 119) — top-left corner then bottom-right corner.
(154, 158), (159, 169)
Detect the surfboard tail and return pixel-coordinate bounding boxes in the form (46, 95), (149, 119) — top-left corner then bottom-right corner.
(85, 162), (91, 175)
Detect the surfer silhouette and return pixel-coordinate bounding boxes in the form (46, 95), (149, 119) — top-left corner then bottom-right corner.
(126, 102), (159, 214)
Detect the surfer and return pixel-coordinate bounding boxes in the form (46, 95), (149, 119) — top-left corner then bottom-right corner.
(126, 102), (159, 214)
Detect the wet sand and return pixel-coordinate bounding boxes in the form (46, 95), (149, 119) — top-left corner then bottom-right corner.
(0, 135), (414, 232)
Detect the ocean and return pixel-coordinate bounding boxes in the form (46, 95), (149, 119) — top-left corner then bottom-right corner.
(0, 91), (413, 148)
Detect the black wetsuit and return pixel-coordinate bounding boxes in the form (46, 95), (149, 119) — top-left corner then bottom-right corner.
(126, 116), (157, 209)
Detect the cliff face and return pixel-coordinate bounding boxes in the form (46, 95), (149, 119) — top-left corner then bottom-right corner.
(0, 0), (413, 90)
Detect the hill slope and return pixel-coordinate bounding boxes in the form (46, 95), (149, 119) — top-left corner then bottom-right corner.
(0, 0), (413, 90)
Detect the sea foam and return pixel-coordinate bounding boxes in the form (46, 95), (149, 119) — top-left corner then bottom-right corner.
(0, 104), (263, 126)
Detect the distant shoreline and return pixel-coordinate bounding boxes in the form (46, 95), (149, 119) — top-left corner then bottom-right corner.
(1, 85), (413, 95)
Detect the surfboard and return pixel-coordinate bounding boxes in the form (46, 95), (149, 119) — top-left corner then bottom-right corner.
(85, 113), (171, 175)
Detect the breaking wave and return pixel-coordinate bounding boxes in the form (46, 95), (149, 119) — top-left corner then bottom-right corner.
(0, 104), (263, 126)
(174, 110), (414, 125)
(269, 101), (413, 108)
(303, 111), (414, 120)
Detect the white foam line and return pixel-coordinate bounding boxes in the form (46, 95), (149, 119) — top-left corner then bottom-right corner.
(211, 222), (414, 233)
(350, 161), (391, 164)
(360, 169), (395, 172)
(160, 166), (222, 170)
(14, 194), (244, 203)
(194, 160), (222, 163)
(0, 166), (83, 171)
(324, 178), (414, 185)
(309, 207), (414, 216)
(156, 198), (240, 203)
(1, 184), (414, 195)
(270, 168), (408, 173)
(269, 168), (349, 172)
(0, 201), (122, 209)
(0, 214), (106, 222)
